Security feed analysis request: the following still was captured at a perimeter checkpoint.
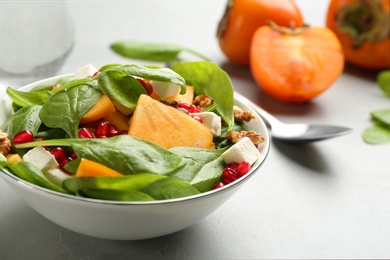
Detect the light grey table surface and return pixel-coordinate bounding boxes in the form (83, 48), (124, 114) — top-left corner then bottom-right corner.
(1, 1), (389, 259)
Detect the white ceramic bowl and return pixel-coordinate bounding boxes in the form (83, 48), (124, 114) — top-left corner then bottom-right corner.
(0, 74), (270, 240)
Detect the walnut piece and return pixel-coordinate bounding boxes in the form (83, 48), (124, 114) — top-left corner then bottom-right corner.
(192, 95), (213, 109)
(233, 105), (255, 123)
(226, 130), (265, 145)
(0, 130), (11, 157)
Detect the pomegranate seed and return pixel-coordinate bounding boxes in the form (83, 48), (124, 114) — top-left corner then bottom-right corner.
(95, 121), (109, 137)
(190, 106), (202, 113)
(177, 101), (202, 113)
(50, 147), (67, 164)
(60, 157), (73, 175)
(192, 115), (203, 123)
(137, 78), (153, 95)
(106, 124), (119, 137)
(70, 151), (78, 160)
(13, 130), (34, 144)
(78, 128), (94, 138)
(236, 161), (251, 177)
(213, 182), (225, 190)
(226, 162), (239, 171)
(222, 168), (239, 184)
(119, 130), (128, 135)
(136, 78), (146, 86)
(177, 101), (191, 111)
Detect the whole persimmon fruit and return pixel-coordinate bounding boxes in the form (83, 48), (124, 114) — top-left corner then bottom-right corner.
(250, 22), (344, 103)
(217, 0), (303, 66)
(326, 0), (390, 70)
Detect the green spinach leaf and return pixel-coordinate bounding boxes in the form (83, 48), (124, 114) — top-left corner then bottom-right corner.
(103, 64), (186, 94)
(30, 84), (54, 92)
(18, 135), (186, 176)
(51, 78), (97, 94)
(35, 128), (68, 140)
(171, 61), (235, 131)
(371, 109), (390, 127)
(63, 173), (200, 201)
(362, 124), (390, 144)
(39, 84), (100, 138)
(78, 189), (156, 201)
(6, 87), (51, 107)
(170, 146), (227, 192)
(55, 76), (75, 86)
(363, 109), (390, 144)
(378, 70), (390, 97)
(98, 70), (146, 110)
(9, 162), (68, 193)
(15, 135), (227, 190)
(363, 73), (390, 144)
(0, 153), (7, 168)
(67, 136), (186, 176)
(1, 104), (42, 139)
(110, 41), (209, 63)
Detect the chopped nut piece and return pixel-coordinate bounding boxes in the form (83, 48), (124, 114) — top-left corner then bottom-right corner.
(226, 130), (265, 145)
(0, 130), (11, 157)
(233, 105), (255, 123)
(193, 95), (213, 109)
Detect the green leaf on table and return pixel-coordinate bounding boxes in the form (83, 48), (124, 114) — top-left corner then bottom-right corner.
(110, 41), (209, 62)
(377, 70), (390, 97)
(362, 124), (390, 144)
(363, 109), (390, 144)
(362, 72), (390, 145)
(371, 109), (390, 127)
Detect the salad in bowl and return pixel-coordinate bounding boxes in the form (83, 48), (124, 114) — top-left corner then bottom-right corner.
(0, 61), (269, 239)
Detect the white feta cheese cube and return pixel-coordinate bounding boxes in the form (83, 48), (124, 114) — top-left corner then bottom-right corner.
(221, 137), (261, 166)
(74, 64), (98, 79)
(191, 112), (222, 137)
(150, 68), (181, 97)
(45, 168), (71, 187)
(150, 80), (181, 97)
(23, 146), (59, 172)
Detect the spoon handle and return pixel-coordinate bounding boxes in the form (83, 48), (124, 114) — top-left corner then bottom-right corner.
(234, 92), (282, 128)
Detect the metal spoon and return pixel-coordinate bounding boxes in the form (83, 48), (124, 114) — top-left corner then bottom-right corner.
(235, 92), (352, 142)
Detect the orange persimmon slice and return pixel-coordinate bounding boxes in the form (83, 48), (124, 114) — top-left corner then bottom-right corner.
(80, 94), (116, 124)
(76, 158), (124, 177)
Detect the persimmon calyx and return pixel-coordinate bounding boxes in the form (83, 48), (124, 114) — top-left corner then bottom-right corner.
(217, 0), (234, 39)
(335, 0), (390, 48)
(267, 21), (309, 36)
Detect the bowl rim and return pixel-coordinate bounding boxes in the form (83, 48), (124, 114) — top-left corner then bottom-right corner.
(0, 73), (270, 206)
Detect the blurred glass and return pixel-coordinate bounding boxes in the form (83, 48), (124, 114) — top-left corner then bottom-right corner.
(0, 1), (74, 95)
